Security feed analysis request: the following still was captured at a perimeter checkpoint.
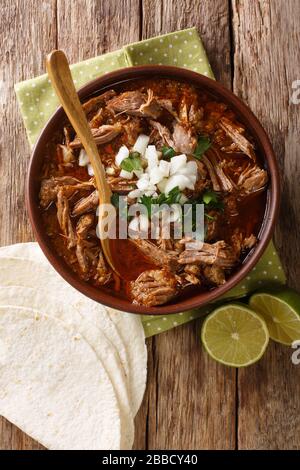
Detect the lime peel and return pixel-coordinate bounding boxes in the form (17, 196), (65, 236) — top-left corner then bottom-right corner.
(249, 289), (300, 346)
(201, 303), (269, 367)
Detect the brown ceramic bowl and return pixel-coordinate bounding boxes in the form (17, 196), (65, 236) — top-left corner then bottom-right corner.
(26, 65), (280, 315)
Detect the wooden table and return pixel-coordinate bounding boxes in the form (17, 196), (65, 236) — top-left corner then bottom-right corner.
(1, 0), (300, 450)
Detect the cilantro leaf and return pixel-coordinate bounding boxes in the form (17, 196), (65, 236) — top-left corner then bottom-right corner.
(163, 186), (181, 204)
(140, 186), (181, 217)
(111, 193), (120, 208)
(120, 153), (142, 172)
(111, 193), (129, 220)
(202, 190), (219, 205)
(204, 213), (216, 221)
(202, 190), (224, 211)
(129, 151), (141, 159)
(139, 194), (153, 217)
(161, 145), (176, 159)
(193, 135), (211, 159)
(181, 191), (223, 232)
(156, 186), (181, 205)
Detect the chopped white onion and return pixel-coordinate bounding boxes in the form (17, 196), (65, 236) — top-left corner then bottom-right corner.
(179, 194), (189, 205)
(144, 189), (156, 197)
(170, 154), (187, 175)
(136, 175), (150, 190)
(187, 174), (197, 185)
(157, 178), (168, 193)
(133, 169), (144, 178)
(180, 160), (198, 176)
(187, 160), (198, 173)
(115, 145), (129, 166)
(149, 167), (164, 185)
(145, 144), (158, 159)
(139, 214), (149, 233)
(136, 180), (148, 191)
(138, 173), (150, 181)
(133, 134), (150, 156)
(145, 146), (159, 169)
(184, 176), (196, 190)
(128, 216), (140, 234)
(128, 189), (143, 199)
(159, 159), (171, 177)
(78, 148), (89, 166)
(147, 154), (159, 169)
(120, 169), (133, 179)
(164, 174), (191, 193)
(87, 164), (94, 176)
(126, 142), (198, 202)
(105, 166), (115, 176)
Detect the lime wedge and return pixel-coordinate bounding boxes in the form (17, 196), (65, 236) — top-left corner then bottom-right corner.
(249, 289), (300, 346)
(201, 303), (269, 367)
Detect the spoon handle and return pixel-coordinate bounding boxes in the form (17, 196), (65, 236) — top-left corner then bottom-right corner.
(46, 50), (118, 275)
(46, 50), (111, 204)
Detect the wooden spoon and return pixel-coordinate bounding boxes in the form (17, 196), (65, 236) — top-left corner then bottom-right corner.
(46, 50), (118, 274)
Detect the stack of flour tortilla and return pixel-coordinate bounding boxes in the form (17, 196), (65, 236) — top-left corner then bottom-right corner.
(0, 243), (147, 450)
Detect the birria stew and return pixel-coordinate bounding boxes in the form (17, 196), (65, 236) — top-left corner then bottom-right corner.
(39, 78), (268, 307)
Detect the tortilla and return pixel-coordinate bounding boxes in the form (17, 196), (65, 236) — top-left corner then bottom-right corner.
(0, 286), (134, 449)
(78, 306), (147, 415)
(0, 306), (121, 450)
(0, 244), (130, 379)
(0, 242), (48, 261)
(0, 247), (147, 416)
(107, 309), (147, 416)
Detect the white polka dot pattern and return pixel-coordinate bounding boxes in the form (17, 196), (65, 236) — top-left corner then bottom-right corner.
(15, 49), (127, 146)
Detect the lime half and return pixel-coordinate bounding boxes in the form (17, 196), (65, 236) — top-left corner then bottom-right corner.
(201, 303), (269, 367)
(249, 289), (300, 346)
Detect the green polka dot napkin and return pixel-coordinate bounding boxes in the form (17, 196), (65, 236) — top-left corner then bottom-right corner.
(14, 27), (285, 337)
(15, 28), (213, 147)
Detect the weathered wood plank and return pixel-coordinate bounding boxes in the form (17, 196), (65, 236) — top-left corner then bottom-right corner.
(0, 0), (57, 247)
(232, 0), (300, 449)
(57, 0), (140, 61)
(141, 0), (236, 450)
(0, 0), (57, 450)
(142, 0), (232, 85)
(142, 321), (236, 450)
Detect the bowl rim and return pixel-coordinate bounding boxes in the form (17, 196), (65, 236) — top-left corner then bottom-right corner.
(26, 65), (280, 315)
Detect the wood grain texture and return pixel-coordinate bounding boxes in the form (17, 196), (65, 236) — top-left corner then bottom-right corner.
(232, 0), (300, 449)
(56, 0), (140, 61)
(0, 0), (57, 450)
(1, 0), (300, 451)
(139, 321), (236, 450)
(142, 0), (232, 85)
(0, 0), (57, 247)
